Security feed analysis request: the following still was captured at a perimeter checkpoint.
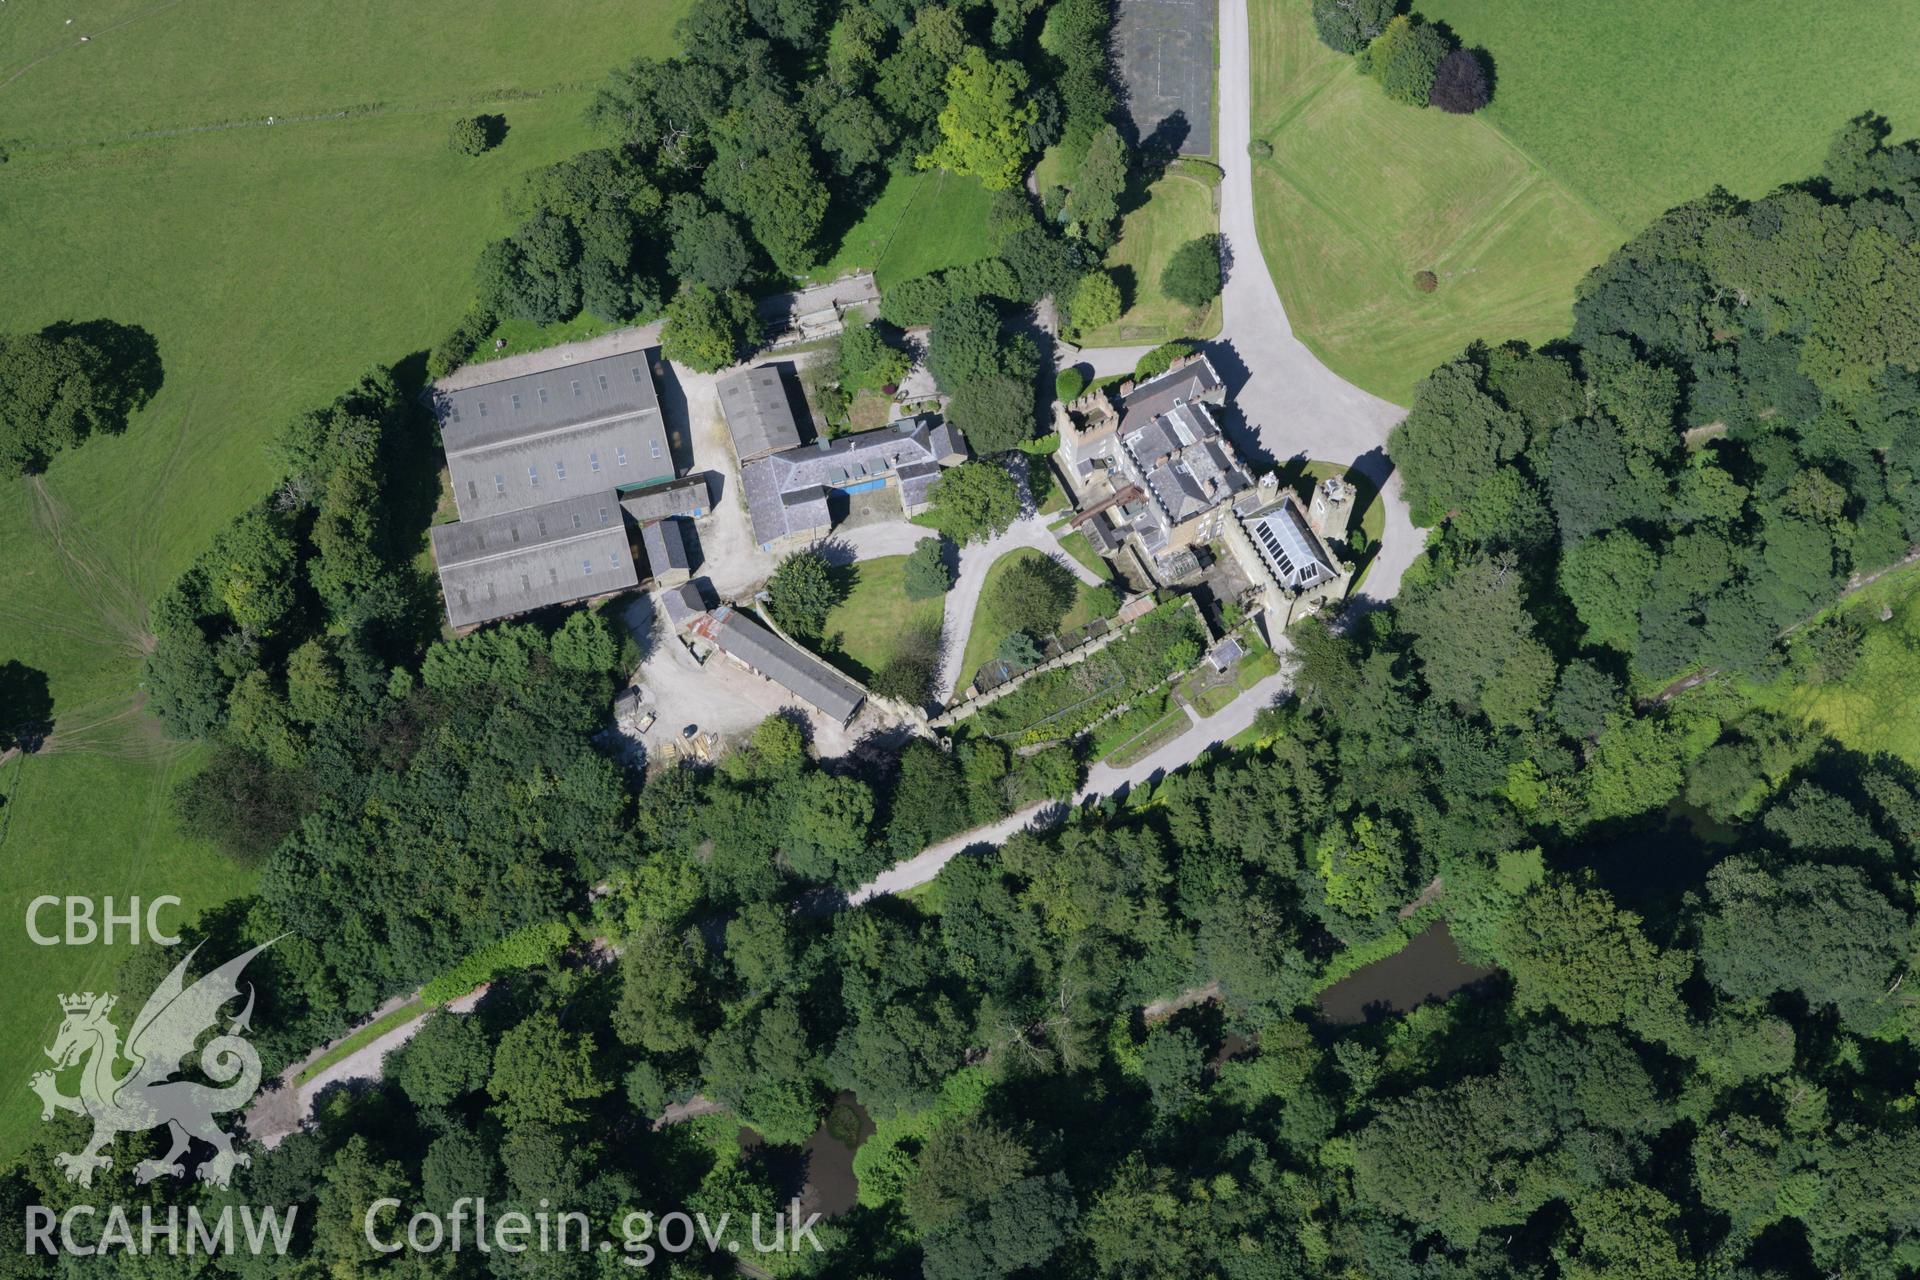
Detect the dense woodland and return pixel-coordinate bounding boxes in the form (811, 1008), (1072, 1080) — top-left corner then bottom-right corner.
(9, 40), (1920, 1280)
(431, 0), (1128, 394)
(1391, 116), (1920, 688)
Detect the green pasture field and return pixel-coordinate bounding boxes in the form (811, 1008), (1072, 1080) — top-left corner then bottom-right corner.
(1250, 0), (1920, 405)
(0, 0), (690, 1160)
(1420, 0), (1920, 233)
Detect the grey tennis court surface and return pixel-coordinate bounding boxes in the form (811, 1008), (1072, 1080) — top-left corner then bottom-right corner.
(1113, 0), (1216, 156)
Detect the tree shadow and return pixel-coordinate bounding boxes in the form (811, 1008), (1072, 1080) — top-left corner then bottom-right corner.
(0, 660), (54, 753)
(935, 533), (961, 583)
(1472, 47), (1497, 102)
(811, 535), (859, 570)
(475, 113), (510, 149)
(1138, 110), (1192, 186)
(1001, 305), (1062, 469)
(338, 350), (448, 660)
(805, 164), (890, 279)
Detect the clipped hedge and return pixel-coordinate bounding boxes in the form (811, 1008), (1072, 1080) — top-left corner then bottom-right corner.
(1133, 339), (1195, 383)
(420, 918), (574, 1005)
(427, 304), (498, 380)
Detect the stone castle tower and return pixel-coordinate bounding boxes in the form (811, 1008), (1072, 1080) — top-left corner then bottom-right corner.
(1308, 475), (1355, 541)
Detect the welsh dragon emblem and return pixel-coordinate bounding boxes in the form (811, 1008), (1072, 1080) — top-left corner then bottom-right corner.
(30, 941), (272, 1189)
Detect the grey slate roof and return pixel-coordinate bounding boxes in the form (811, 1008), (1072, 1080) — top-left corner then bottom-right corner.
(716, 366), (805, 462)
(740, 415), (967, 546)
(896, 461), (942, 511)
(437, 351), (671, 521)
(660, 579), (710, 631)
(1143, 438), (1250, 522)
(620, 474), (711, 523)
(640, 517), (692, 577)
(699, 605), (865, 724)
(1114, 369), (1249, 533)
(927, 420), (966, 463)
(1117, 356), (1225, 436)
(430, 489), (637, 628)
(1084, 511), (1120, 554)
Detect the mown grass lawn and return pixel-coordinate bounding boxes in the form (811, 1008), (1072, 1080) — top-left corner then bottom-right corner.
(0, 0), (689, 1161)
(478, 311), (624, 365)
(1104, 704), (1193, 766)
(1420, 0), (1920, 233)
(1250, 0), (1920, 405)
(1075, 168), (1223, 348)
(1179, 638), (1282, 717)
(957, 549), (1107, 693)
(817, 555), (946, 684)
(1057, 529), (1117, 582)
(810, 167), (998, 288)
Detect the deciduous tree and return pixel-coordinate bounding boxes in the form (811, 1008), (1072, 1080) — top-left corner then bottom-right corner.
(661, 284), (758, 373)
(1428, 48), (1490, 113)
(1160, 235), (1223, 307)
(919, 49), (1038, 190)
(765, 548), (847, 639)
(928, 461), (1022, 543)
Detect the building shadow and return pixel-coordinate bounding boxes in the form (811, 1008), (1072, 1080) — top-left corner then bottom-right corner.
(618, 590), (661, 666)
(768, 360), (820, 447)
(652, 356), (698, 474)
(1199, 335), (1254, 402)
(1210, 398), (1285, 474)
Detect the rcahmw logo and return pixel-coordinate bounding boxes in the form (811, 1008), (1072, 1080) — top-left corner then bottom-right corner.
(25, 1203), (298, 1259)
(30, 940), (274, 1188)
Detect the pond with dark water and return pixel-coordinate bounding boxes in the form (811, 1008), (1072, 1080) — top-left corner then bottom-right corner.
(1315, 923), (1496, 1024)
(738, 1091), (874, 1219)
